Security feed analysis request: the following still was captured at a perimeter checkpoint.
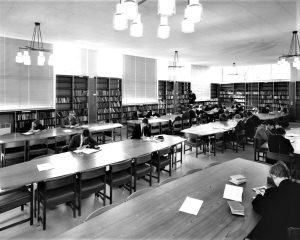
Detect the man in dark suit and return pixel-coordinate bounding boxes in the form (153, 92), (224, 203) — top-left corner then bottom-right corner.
(268, 127), (294, 156)
(131, 118), (151, 139)
(69, 129), (98, 151)
(250, 162), (300, 240)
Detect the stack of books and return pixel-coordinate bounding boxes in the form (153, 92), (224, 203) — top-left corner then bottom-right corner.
(229, 174), (247, 185)
(227, 200), (245, 216)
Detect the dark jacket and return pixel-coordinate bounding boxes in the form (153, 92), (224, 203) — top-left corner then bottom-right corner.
(245, 116), (260, 138)
(61, 116), (78, 127)
(268, 134), (294, 155)
(131, 124), (151, 139)
(69, 134), (98, 151)
(252, 179), (300, 240)
(182, 111), (190, 120)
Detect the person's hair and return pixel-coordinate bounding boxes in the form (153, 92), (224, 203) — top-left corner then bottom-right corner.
(269, 161), (290, 178)
(142, 118), (149, 125)
(82, 129), (90, 137)
(247, 111), (253, 117)
(225, 110), (229, 115)
(275, 127), (286, 135)
(234, 114), (241, 119)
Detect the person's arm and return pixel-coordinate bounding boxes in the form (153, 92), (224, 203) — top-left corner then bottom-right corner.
(252, 188), (274, 215)
(88, 136), (98, 147)
(69, 135), (78, 151)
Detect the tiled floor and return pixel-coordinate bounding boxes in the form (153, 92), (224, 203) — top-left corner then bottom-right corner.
(0, 128), (259, 239)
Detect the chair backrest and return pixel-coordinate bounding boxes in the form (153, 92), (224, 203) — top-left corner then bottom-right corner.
(266, 151), (295, 165)
(172, 120), (182, 131)
(151, 123), (161, 135)
(126, 187), (153, 201)
(288, 227), (300, 240)
(182, 119), (190, 129)
(56, 135), (69, 145)
(158, 147), (171, 157)
(83, 203), (121, 223)
(110, 159), (132, 173)
(161, 122), (170, 132)
(135, 153), (152, 165)
(3, 141), (26, 166)
(43, 174), (76, 190)
(80, 167), (106, 181)
(191, 118), (197, 125)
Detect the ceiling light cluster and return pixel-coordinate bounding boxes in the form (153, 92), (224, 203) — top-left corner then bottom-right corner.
(113, 0), (203, 39)
(278, 31), (300, 70)
(15, 22), (53, 66)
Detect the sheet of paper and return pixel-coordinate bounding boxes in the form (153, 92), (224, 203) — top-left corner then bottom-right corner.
(63, 129), (72, 133)
(37, 163), (54, 172)
(22, 132), (34, 135)
(286, 133), (300, 137)
(223, 184), (243, 202)
(74, 148), (99, 154)
(179, 196), (203, 216)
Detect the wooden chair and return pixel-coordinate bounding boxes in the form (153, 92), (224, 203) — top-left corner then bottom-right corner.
(172, 143), (183, 170)
(151, 122), (161, 135)
(126, 187), (153, 201)
(52, 135), (69, 153)
(83, 202), (121, 223)
(107, 159), (133, 204)
(172, 120), (182, 135)
(37, 174), (77, 230)
(77, 167), (107, 216)
(288, 227), (300, 240)
(0, 185), (33, 231)
(184, 134), (204, 157)
(161, 121), (170, 134)
(133, 154), (152, 192)
(182, 119), (190, 130)
(127, 124), (135, 139)
(27, 138), (49, 161)
(225, 130), (245, 153)
(254, 138), (267, 162)
(190, 117), (197, 126)
(152, 148), (172, 183)
(1, 141), (26, 167)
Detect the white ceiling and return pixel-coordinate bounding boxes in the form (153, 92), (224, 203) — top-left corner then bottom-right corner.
(0, 0), (299, 66)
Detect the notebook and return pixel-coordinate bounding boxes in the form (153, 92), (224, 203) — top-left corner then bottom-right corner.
(227, 200), (245, 216)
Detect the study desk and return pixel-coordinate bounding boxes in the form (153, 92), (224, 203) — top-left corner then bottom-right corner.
(57, 158), (269, 240)
(255, 112), (288, 121)
(181, 120), (238, 137)
(159, 114), (181, 123)
(127, 118), (170, 138)
(0, 135), (185, 190)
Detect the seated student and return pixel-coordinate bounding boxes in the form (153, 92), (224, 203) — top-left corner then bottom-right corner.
(132, 107), (144, 120)
(131, 118), (151, 139)
(204, 104), (212, 111)
(61, 111), (79, 128)
(152, 110), (160, 118)
(254, 120), (274, 147)
(28, 119), (46, 133)
(245, 111), (261, 139)
(219, 113), (228, 122)
(189, 108), (197, 119)
(277, 116), (289, 129)
(250, 162), (300, 240)
(268, 127), (294, 156)
(145, 110), (153, 118)
(146, 110), (160, 118)
(182, 109), (190, 120)
(69, 129), (98, 151)
(261, 104), (271, 113)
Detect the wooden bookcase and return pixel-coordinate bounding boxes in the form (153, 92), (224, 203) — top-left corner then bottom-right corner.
(177, 82), (190, 113)
(273, 82), (289, 111)
(233, 83), (246, 107)
(109, 78), (122, 123)
(295, 81), (300, 120)
(219, 83), (234, 107)
(166, 81), (175, 114)
(158, 81), (166, 115)
(258, 82), (273, 111)
(96, 77), (110, 123)
(73, 76), (88, 124)
(245, 83), (259, 109)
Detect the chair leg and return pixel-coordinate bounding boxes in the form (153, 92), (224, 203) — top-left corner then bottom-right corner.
(157, 166), (160, 183)
(110, 184), (113, 204)
(73, 198), (76, 218)
(169, 162), (172, 176)
(43, 201), (46, 230)
(78, 193), (81, 217)
(149, 170), (152, 187)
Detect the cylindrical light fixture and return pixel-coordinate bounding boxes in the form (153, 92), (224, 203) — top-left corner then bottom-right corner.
(48, 54), (54, 66)
(158, 0), (175, 16)
(15, 51), (23, 63)
(130, 14), (143, 37)
(181, 8), (194, 33)
(186, 0), (203, 23)
(157, 16), (170, 39)
(123, 0), (138, 20)
(113, 3), (128, 30)
(293, 56), (300, 68)
(23, 51), (31, 65)
(37, 51), (45, 66)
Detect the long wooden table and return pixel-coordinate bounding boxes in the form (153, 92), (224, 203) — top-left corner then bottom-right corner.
(57, 158), (269, 240)
(255, 112), (288, 121)
(0, 135), (185, 190)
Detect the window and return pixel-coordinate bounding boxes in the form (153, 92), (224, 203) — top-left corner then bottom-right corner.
(123, 55), (157, 105)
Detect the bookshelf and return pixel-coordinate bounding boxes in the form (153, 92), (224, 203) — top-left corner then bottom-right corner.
(109, 78), (122, 123)
(273, 82), (289, 111)
(210, 84), (219, 99)
(73, 76), (88, 124)
(158, 81), (166, 115)
(166, 81), (175, 114)
(56, 75), (73, 125)
(233, 83), (246, 107)
(245, 83), (259, 109)
(296, 81), (300, 120)
(177, 82), (190, 113)
(96, 77), (110, 123)
(219, 83), (234, 107)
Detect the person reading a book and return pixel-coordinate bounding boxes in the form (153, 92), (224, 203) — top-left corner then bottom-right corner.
(28, 119), (46, 133)
(249, 162), (300, 240)
(69, 129), (98, 151)
(61, 111), (79, 128)
(131, 118), (151, 139)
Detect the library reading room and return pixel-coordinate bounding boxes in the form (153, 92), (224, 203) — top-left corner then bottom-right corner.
(1, 1), (300, 240)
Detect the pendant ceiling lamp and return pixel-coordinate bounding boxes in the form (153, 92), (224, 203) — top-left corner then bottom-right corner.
(278, 31), (300, 69)
(15, 22), (53, 66)
(157, 16), (170, 39)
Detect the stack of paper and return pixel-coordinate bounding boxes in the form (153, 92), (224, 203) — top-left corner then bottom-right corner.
(179, 196), (203, 216)
(227, 200), (245, 216)
(229, 174), (247, 185)
(223, 184), (243, 202)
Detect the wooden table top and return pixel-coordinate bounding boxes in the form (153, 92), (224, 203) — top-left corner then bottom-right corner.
(159, 114), (181, 122)
(255, 112), (288, 121)
(181, 120), (238, 136)
(57, 158), (269, 240)
(261, 126), (300, 155)
(0, 123), (122, 144)
(0, 135), (185, 189)
(127, 118), (170, 125)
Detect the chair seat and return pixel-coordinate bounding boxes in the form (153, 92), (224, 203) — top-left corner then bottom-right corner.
(135, 164), (151, 177)
(0, 188), (31, 213)
(40, 186), (75, 206)
(109, 172), (132, 186)
(80, 178), (105, 196)
(152, 156), (170, 168)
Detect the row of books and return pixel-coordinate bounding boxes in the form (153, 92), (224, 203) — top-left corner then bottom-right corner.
(17, 113), (37, 120)
(74, 90), (87, 96)
(74, 103), (88, 109)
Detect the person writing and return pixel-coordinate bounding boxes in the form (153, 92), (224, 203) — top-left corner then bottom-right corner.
(250, 162), (300, 240)
(61, 111), (79, 128)
(131, 118), (151, 139)
(28, 119), (46, 133)
(69, 129), (98, 151)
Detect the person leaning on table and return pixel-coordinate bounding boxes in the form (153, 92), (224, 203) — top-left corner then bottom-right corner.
(61, 110), (79, 128)
(131, 118), (151, 139)
(69, 129), (98, 151)
(248, 162), (300, 240)
(28, 119), (46, 133)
